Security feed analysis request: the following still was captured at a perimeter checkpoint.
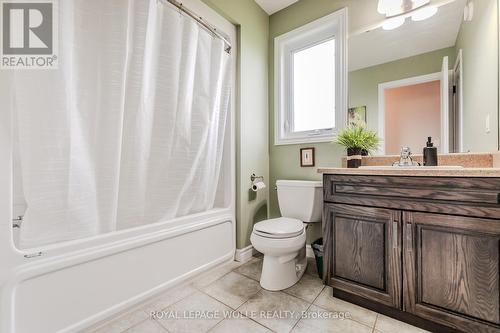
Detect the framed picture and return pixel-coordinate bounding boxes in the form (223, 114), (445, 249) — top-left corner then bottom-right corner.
(300, 148), (315, 167)
(348, 106), (367, 126)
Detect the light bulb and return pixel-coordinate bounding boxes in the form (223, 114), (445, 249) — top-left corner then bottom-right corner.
(411, 6), (438, 21)
(378, 0), (403, 15)
(382, 16), (405, 30)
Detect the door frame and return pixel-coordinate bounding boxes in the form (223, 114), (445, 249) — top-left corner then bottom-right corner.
(377, 72), (443, 155)
(452, 49), (464, 153)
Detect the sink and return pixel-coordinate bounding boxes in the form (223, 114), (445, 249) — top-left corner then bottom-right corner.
(359, 165), (464, 170)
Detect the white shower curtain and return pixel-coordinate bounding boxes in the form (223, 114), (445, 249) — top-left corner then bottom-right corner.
(12, 0), (231, 248)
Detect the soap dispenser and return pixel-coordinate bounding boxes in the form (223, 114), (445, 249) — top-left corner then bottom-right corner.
(423, 137), (438, 166)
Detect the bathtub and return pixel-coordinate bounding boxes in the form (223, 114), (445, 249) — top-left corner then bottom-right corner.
(0, 208), (235, 333)
(0, 1), (237, 331)
(0, 98), (236, 332)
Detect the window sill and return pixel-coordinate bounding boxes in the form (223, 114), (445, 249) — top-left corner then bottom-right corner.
(274, 135), (335, 146)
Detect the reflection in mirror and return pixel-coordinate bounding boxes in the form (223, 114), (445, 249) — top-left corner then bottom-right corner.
(349, 0), (499, 154)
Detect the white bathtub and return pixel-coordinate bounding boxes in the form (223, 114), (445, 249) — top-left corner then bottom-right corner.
(0, 1), (237, 331)
(0, 209), (235, 333)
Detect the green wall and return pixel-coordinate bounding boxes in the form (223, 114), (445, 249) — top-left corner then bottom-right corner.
(202, 0), (269, 249)
(202, 0), (499, 248)
(269, 1), (462, 243)
(456, 0), (499, 152)
(269, 0), (350, 243)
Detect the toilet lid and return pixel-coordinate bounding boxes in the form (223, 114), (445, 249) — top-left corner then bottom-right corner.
(253, 217), (304, 239)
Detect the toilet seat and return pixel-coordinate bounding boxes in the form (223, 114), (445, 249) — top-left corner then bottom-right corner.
(253, 217), (304, 239)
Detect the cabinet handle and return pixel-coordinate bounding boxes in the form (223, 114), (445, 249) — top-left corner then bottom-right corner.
(406, 223), (413, 252)
(392, 221), (398, 249)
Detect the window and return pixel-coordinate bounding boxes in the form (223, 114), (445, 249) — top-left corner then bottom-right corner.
(274, 9), (347, 145)
(293, 39), (336, 132)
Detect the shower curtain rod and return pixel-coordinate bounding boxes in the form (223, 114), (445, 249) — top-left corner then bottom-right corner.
(160, 0), (232, 54)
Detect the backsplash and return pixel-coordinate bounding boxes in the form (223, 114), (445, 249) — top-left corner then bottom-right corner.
(341, 152), (500, 168)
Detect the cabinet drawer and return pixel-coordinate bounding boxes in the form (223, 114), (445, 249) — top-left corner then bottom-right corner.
(333, 184), (499, 203)
(323, 175), (500, 217)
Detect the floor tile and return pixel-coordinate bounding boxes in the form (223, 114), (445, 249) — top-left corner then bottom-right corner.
(202, 272), (262, 309)
(284, 273), (325, 303)
(124, 319), (167, 333)
(192, 261), (241, 288)
(375, 314), (431, 333)
(90, 309), (149, 333)
(156, 290), (231, 333)
(305, 257), (320, 278)
(142, 283), (197, 314)
(253, 252), (264, 258)
(291, 305), (373, 333)
(234, 257), (263, 282)
(88, 262), (422, 333)
(209, 316), (272, 333)
(238, 290), (310, 333)
(313, 287), (377, 327)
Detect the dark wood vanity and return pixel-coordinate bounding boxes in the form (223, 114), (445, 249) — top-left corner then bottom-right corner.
(321, 171), (500, 333)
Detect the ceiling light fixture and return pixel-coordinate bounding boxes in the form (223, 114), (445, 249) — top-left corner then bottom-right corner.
(382, 16), (406, 30)
(378, 0), (403, 16)
(411, 5), (438, 21)
(378, 0), (430, 17)
(377, 0), (438, 31)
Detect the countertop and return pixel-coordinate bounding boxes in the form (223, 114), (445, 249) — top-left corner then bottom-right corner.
(317, 167), (500, 177)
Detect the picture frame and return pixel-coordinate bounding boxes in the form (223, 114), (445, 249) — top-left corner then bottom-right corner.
(300, 147), (315, 167)
(348, 106), (367, 126)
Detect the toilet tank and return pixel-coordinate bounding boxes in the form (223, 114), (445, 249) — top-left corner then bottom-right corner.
(276, 180), (323, 222)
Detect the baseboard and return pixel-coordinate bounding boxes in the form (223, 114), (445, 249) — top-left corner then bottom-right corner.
(234, 245), (257, 263)
(306, 244), (315, 258)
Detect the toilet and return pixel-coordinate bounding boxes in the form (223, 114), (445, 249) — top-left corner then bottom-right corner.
(250, 180), (323, 291)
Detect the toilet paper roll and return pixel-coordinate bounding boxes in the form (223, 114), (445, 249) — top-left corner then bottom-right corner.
(252, 181), (266, 192)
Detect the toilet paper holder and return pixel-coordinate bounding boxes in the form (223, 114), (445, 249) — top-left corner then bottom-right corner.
(250, 173), (264, 182)
(251, 173), (266, 193)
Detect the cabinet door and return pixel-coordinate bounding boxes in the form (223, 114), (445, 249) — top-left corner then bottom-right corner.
(403, 211), (500, 333)
(323, 203), (402, 309)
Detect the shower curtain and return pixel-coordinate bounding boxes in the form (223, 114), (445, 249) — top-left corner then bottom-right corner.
(11, 0), (231, 248)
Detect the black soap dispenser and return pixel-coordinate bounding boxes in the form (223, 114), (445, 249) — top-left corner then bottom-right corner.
(423, 137), (438, 166)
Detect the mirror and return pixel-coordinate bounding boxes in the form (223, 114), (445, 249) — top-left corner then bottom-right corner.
(348, 0), (499, 154)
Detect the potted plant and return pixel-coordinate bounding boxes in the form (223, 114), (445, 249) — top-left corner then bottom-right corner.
(335, 125), (380, 168)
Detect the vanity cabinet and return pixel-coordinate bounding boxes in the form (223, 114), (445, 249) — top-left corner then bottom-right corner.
(324, 204), (402, 309)
(404, 212), (500, 332)
(323, 174), (500, 333)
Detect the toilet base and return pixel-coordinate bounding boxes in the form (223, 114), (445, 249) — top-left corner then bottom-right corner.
(259, 246), (307, 291)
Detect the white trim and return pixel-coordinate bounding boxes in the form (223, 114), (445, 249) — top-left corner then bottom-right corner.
(377, 72), (442, 155)
(234, 245), (257, 263)
(453, 49), (464, 152)
(274, 135), (337, 146)
(440, 56), (450, 154)
(274, 8), (348, 146)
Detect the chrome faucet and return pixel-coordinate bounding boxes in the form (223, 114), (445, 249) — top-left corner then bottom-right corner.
(393, 147), (419, 167)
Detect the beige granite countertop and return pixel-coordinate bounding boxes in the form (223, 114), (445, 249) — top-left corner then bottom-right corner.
(341, 152), (500, 168)
(317, 167), (500, 177)
(322, 152), (500, 177)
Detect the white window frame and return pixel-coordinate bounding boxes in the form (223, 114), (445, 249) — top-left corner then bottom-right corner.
(274, 8), (347, 145)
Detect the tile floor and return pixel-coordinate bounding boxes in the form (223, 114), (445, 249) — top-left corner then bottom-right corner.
(87, 256), (429, 333)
